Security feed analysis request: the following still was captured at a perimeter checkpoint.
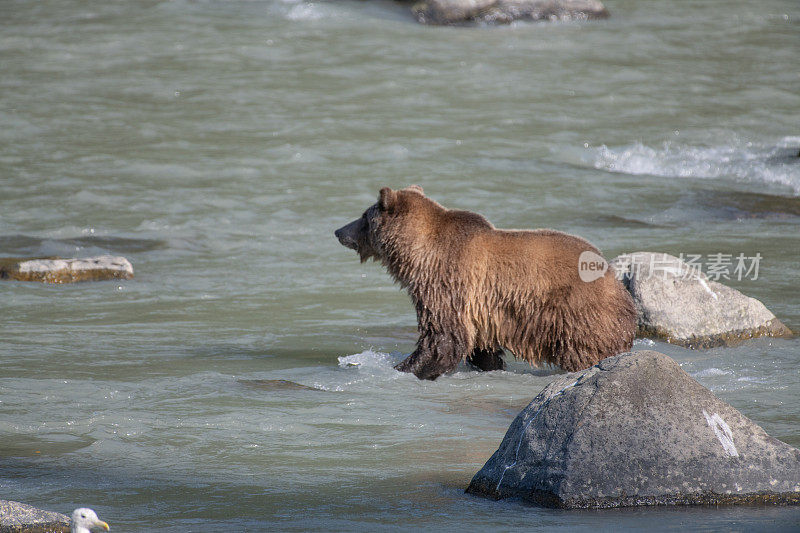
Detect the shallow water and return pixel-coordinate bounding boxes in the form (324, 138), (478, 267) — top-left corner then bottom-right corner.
(1, 0), (800, 530)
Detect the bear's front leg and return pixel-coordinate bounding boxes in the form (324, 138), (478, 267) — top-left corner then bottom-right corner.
(394, 331), (468, 381)
(467, 347), (506, 372)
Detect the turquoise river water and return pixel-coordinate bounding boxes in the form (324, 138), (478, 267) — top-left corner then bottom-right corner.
(1, 0), (799, 531)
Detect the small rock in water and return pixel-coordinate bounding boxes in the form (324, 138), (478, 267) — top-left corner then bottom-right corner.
(410, 0), (608, 25)
(610, 252), (791, 348)
(0, 499), (70, 532)
(237, 379), (320, 391)
(0, 256), (133, 284)
(466, 350), (800, 508)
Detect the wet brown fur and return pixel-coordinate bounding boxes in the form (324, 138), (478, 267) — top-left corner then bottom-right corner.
(335, 186), (636, 380)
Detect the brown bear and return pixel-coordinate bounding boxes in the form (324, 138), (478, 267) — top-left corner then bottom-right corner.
(334, 186), (636, 380)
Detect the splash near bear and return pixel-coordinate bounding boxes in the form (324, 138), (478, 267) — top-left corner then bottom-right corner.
(335, 186), (636, 380)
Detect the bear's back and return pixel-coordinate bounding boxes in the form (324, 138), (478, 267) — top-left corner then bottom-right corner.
(464, 227), (597, 284)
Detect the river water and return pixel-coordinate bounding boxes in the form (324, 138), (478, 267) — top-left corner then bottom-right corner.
(1, 0), (799, 531)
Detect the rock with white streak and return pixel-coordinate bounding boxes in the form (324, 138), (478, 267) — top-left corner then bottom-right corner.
(0, 255), (133, 284)
(466, 350), (800, 508)
(610, 252), (791, 348)
(411, 0), (608, 25)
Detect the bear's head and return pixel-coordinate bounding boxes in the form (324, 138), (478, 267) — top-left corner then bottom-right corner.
(334, 185), (425, 263)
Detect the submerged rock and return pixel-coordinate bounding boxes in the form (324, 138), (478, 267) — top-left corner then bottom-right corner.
(0, 256), (133, 284)
(610, 252), (791, 348)
(411, 0), (608, 25)
(0, 500), (69, 533)
(695, 190), (800, 220)
(466, 350), (800, 508)
(237, 379), (321, 391)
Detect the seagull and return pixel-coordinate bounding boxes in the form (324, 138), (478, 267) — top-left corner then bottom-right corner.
(70, 508), (110, 533)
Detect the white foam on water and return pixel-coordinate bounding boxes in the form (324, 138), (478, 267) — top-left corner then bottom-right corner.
(285, 349), (411, 391)
(737, 376), (769, 384)
(633, 338), (657, 348)
(337, 349), (402, 370)
(692, 368), (731, 378)
(584, 137), (800, 194)
(285, 2), (327, 21)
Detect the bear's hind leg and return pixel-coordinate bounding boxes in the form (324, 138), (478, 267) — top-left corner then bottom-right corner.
(467, 347), (506, 372)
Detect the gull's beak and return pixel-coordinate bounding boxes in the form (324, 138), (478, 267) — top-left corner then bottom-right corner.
(96, 521), (110, 531)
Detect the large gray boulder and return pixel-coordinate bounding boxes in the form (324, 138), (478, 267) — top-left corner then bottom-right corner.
(411, 0), (608, 25)
(0, 255), (133, 284)
(610, 252), (791, 348)
(0, 500), (69, 533)
(466, 350), (800, 508)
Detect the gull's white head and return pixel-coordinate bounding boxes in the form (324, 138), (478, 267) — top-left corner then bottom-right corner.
(70, 508), (110, 533)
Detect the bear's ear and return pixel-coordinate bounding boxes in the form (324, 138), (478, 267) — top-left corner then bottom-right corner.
(404, 185), (424, 196)
(379, 187), (397, 211)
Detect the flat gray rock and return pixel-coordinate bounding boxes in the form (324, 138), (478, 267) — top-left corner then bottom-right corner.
(0, 255), (133, 284)
(610, 252), (791, 348)
(0, 500), (69, 533)
(466, 350), (800, 508)
(411, 0), (608, 25)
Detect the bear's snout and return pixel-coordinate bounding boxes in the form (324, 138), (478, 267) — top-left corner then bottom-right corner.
(335, 219), (362, 250)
